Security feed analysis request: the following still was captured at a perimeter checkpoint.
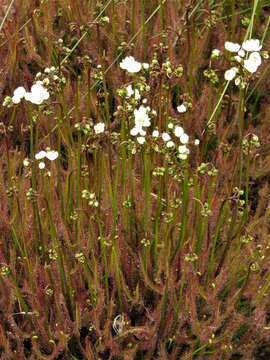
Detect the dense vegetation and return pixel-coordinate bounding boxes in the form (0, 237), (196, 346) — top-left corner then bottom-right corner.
(0, 0), (270, 359)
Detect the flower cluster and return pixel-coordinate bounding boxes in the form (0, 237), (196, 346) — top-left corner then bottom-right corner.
(150, 53), (184, 79)
(82, 190), (99, 208)
(119, 56), (149, 74)
(94, 122), (105, 134)
(35, 149), (59, 169)
(211, 49), (221, 59)
(223, 39), (268, 86)
(130, 105), (151, 144)
(177, 95), (193, 113)
(126, 85), (141, 100)
(11, 87), (27, 105)
(177, 104), (187, 113)
(163, 124), (191, 160)
(25, 81), (50, 105)
(242, 133), (260, 155)
(74, 120), (105, 136)
(152, 122), (198, 160)
(6, 81), (50, 106)
(35, 66), (66, 92)
(3, 66), (67, 107)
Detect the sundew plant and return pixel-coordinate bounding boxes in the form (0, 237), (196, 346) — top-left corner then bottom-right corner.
(0, 0), (270, 359)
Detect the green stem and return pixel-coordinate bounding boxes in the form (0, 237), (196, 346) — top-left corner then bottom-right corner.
(171, 167), (189, 262)
(205, 81), (230, 130)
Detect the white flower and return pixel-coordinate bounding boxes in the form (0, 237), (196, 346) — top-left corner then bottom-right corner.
(134, 106), (151, 127)
(23, 158), (30, 167)
(38, 161), (46, 169)
(238, 49), (245, 57)
(224, 67), (238, 81)
(12, 86), (27, 104)
(177, 104), (187, 113)
(168, 122), (174, 129)
(12, 95), (21, 104)
(35, 150), (59, 161)
(152, 129), (159, 137)
(120, 56), (142, 73)
(126, 85), (141, 100)
(130, 126), (146, 136)
(179, 153), (188, 160)
(130, 127), (138, 136)
(174, 126), (184, 137)
(162, 132), (171, 142)
(139, 127), (146, 136)
(130, 106), (151, 138)
(242, 39), (262, 52)
(166, 141), (175, 148)
(45, 150), (59, 161)
(25, 82), (49, 105)
(234, 55), (242, 63)
(248, 51), (262, 66)
(211, 49), (221, 58)
(194, 139), (200, 145)
(35, 150), (47, 160)
(178, 144), (190, 160)
(178, 145), (190, 160)
(178, 145), (189, 153)
(235, 77), (241, 86)
(224, 41), (241, 52)
(14, 87), (26, 98)
(137, 136), (145, 144)
(243, 60), (258, 73)
(180, 133), (189, 144)
(94, 122), (105, 134)
(133, 89), (141, 100)
(243, 52), (261, 74)
(142, 63), (150, 69)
